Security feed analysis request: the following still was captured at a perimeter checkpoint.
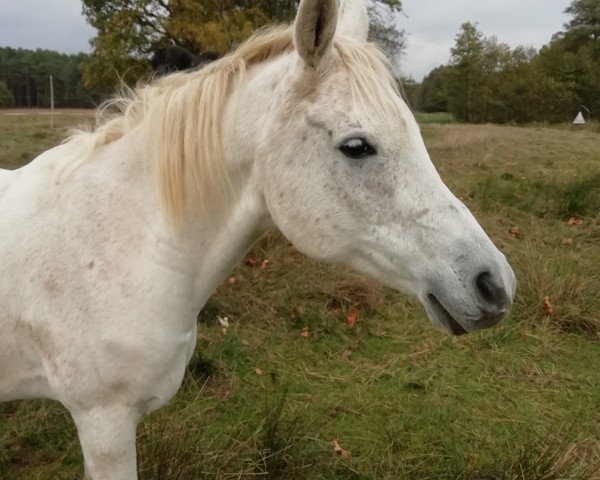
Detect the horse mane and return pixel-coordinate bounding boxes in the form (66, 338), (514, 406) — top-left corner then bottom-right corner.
(65, 26), (399, 223)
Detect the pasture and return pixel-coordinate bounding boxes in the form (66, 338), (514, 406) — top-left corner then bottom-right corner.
(0, 112), (599, 479)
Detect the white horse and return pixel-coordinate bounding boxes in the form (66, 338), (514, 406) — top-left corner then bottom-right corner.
(0, 0), (516, 478)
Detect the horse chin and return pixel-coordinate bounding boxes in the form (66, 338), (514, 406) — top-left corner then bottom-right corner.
(424, 294), (469, 336)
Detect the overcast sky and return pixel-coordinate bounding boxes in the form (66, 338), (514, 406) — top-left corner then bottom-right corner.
(0, 0), (572, 80)
(399, 0), (571, 79)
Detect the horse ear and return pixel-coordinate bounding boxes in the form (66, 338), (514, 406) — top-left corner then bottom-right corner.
(338, 0), (369, 43)
(294, 0), (338, 67)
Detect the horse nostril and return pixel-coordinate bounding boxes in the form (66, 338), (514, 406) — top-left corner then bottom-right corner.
(475, 271), (507, 308)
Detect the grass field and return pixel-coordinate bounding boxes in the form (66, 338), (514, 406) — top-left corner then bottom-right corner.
(1, 112), (599, 479)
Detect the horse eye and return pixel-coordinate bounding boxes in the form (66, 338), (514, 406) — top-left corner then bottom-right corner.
(339, 137), (377, 159)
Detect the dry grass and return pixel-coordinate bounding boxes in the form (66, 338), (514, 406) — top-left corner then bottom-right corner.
(0, 111), (94, 170)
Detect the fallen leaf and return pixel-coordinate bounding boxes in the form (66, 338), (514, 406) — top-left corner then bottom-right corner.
(543, 296), (554, 316)
(254, 368), (263, 376)
(509, 226), (520, 239)
(561, 238), (574, 246)
(260, 259), (270, 269)
(300, 326), (309, 338)
(331, 439), (351, 459)
(227, 277), (236, 285)
(244, 256), (257, 267)
(346, 308), (358, 329)
(567, 217), (583, 226)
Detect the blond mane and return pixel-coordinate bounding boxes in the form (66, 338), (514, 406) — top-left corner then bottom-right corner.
(65, 26), (400, 222)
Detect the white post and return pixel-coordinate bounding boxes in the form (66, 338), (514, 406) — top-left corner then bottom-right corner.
(49, 74), (54, 128)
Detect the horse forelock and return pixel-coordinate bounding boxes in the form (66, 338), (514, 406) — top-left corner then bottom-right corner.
(63, 26), (400, 224)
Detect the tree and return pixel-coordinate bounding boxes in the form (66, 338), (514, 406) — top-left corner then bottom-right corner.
(398, 76), (420, 109)
(0, 80), (14, 108)
(443, 22), (553, 123)
(81, 0), (404, 89)
(538, 0), (600, 115)
(439, 23), (562, 123)
(448, 22), (490, 122)
(419, 65), (453, 113)
(0, 47), (101, 108)
(562, 0), (600, 44)
(366, 1), (405, 61)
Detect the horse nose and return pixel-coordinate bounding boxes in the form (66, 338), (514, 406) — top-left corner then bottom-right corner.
(475, 271), (507, 306)
(474, 271), (510, 324)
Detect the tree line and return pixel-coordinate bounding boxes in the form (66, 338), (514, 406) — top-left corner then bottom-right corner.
(412, 0), (600, 123)
(2, 0), (597, 124)
(0, 47), (102, 108)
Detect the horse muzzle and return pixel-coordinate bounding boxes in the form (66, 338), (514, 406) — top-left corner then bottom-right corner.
(422, 260), (516, 336)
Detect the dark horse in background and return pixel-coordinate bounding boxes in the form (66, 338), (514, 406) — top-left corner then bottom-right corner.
(150, 46), (221, 75)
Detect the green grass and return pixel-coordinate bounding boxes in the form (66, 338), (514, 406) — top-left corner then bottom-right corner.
(1, 114), (599, 479)
(473, 172), (600, 219)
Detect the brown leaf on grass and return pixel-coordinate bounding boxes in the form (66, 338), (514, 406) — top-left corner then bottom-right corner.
(260, 259), (270, 269)
(567, 217), (583, 226)
(561, 238), (574, 246)
(331, 439), (351, 459)
(346, 308), (358, 329)
(244, 256), (257, 267)
(509, 226), (520, 239)
(227, 277), (236, 284)
(300, 326), (309, 338)
(543, 296), (554, 316)
(254, 368), (263, 376)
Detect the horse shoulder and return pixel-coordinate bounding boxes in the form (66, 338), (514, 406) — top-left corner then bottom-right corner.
(1, 140), (198, 406)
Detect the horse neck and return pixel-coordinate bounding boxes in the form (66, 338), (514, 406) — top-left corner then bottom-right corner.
(166, 55), (294, 312)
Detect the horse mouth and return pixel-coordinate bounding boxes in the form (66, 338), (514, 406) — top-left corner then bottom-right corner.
(426, 294), (468, 336)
